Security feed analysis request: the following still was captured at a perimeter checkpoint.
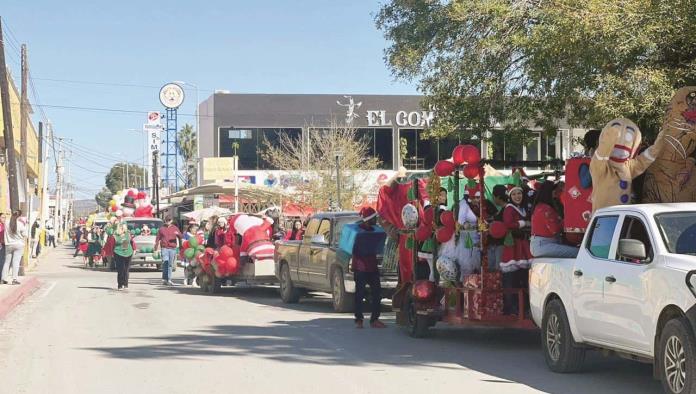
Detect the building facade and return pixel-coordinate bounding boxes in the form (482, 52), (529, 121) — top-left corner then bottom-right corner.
(198, 93), (587, 185)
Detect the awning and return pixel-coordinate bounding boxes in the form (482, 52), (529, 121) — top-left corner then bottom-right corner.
(163, 181), (285, 203)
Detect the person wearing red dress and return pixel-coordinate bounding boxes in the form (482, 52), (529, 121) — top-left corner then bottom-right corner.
(530, 181), (579, 258)
(500, 186), (532, 273)
(284, 220), (304, 241)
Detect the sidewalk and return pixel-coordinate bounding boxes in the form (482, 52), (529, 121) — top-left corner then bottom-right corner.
(0, 244), (62, 319)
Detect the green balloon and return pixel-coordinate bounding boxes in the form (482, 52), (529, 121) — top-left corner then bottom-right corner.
(135, 228), (142, 235)
(106, 228), (114, 235)
(197, 245), (205, 253)
(185, 248), (196, 259)
(189, 237), (199, 248)
(151, 228), (158, 235)
(153, 251), (161, 259)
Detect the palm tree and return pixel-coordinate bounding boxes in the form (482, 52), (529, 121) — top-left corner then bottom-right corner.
(178, 123), (198, 187)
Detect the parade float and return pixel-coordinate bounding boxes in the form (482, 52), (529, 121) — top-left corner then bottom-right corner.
(190, 213), (278, 293)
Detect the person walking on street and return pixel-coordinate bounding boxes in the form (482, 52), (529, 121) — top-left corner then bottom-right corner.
(3, 210), (27, 285)
(154, 216), (182, 286)
(353, 207), (386, 329)
(30, 219), (40, 257)
(73, 226), (83, 257)
(0, 213), (6, 281)
(46, 222), (56, 248)
(106, 223), (135, 290)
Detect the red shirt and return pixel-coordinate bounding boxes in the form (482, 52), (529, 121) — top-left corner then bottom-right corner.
(351, 223), (379, 273)
(531, 203), (563, 238)
(155, 225), (182, 249)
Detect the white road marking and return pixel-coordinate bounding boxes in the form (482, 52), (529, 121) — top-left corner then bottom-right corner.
(40, 281), (57, 298)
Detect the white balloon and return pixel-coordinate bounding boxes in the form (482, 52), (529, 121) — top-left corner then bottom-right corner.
(401, 203), (419, 229)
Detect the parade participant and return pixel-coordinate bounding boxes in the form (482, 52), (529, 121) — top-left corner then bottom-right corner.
(86, 227), (103, 267)
(205, 216), (218, 248)
(487, 185), (508, 272)
(154, 216), (182, 286)
(111, 223), (135, 290)
(590, 118), (664, 212)
(3, 211), (27, 285)
(141, 225), (152, 236)
(352, 207), (386, 329)
(500, 186), (532, 316)
(215, 217), (228, 248)
(284, 220), (304, 241)
(78, 227), (89, 263)
(530, 181), (579, 258)
(643, 87), (696, 203)
(456, 185), (482, 278)
(73, 226), (84, 258)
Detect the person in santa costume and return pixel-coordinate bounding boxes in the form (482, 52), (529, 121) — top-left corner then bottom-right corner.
(500, 185), (532, 316)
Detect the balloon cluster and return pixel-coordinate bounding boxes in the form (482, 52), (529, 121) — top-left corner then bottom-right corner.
(436, 210), (456, 243)
(211, 245), (240, 278)
(434, 144), (481, 178)
(107, 188), (154, 218)
(182, 234), (206, 260)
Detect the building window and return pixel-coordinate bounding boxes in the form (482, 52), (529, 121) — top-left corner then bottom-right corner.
(218, 127), (301, 170)
(400, 129), (436, 170)
(355, 128), (393, 170)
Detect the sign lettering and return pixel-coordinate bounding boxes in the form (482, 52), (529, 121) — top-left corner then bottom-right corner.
(366, 109), (435, 128)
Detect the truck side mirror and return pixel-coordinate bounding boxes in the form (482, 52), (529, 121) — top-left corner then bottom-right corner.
(310, 234), (327, 244)
(618, 239), (647, 261)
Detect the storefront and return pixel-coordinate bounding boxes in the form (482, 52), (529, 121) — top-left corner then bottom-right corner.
(198, 93), (587, 185)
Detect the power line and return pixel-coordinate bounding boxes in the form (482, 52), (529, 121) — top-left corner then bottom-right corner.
(29, 103), (204, 118)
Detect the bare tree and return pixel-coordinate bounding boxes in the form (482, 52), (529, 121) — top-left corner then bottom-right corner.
(260, 117), (380, 210)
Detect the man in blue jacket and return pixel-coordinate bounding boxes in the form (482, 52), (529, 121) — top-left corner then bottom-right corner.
(353, 207), (386, 329)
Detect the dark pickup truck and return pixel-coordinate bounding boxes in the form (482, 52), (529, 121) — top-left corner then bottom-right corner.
(274, 212), (398, 312)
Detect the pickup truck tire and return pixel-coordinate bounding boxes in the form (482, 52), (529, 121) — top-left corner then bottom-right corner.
(331, 269), (354, 313)
(542, 299), (585, 373)
(279, 264), (301, 303)
(405, 292), (430, 338)
(658, 318), (696, 394)
(209, 275), (222, 294)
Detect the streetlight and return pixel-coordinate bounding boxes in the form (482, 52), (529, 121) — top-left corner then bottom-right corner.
(174, 80), (200, 187)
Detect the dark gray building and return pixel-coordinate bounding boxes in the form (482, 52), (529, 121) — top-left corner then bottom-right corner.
(198, 93), (585, 176)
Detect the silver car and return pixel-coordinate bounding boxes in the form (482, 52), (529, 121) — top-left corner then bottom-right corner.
(122, 218), (170, 270)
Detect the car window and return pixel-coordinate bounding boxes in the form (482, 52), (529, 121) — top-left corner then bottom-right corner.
(304, 219), (320, 237)
(655, 212), (696, 255)
(586, 215), (619, 259)
(317, 219), (331, 242)
(616, 216), (653, 263)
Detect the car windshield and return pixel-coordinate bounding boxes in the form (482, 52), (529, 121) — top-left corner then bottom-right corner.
(125, 220), (162, 232)
(655, 212), (696, 255)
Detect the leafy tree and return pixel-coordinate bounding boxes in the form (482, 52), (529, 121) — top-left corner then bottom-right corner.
(376, 0), (696, 139)
(94, 187), (112, 209)
(260, 118), (380, 210)
(103, 163), (145, 194)
(178, 123), (198, 187)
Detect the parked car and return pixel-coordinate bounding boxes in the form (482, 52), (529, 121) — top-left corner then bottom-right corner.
(274, 212), (398, 312)
(122, 217), (171, 271)
(529, 203), (696, 394)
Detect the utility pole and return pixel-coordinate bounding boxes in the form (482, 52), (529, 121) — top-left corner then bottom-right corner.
(334, 152), (342, 211)
(55, 148), (64, 240)
(41, 122), (50, 225)
(153, 152), (160, 216)
(0, 17), (20, 212)
(20, 43), (28, 214)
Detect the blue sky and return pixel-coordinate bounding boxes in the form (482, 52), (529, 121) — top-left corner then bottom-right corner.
(2, 0), (417, 198)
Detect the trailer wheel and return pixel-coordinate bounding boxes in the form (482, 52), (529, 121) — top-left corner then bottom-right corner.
(405, 293), (430, 338)
(542, 299), (585, 373)
(208, 274), (221, 294)
(658, 317), (696, 394)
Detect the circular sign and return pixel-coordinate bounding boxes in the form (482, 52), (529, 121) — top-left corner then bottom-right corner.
(159, 83), (185, 108)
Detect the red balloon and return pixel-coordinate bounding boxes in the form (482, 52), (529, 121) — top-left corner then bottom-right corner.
(227, 257), (240, 274)
(453, 144), (481, 164)
(440, 211), (455, 228)
(197, 235), (205, 245)
(415, 224), (432, 242)
(436, 227), (454, 243)
(110, 205), (118, 212)
(219, 245), (235, 258)
(463, 165), (480, 180)
(413, 280), (435, 301)
(489, 221), (507, 239)
(434, 160), (456, 177)
(182, 240), (190, 250)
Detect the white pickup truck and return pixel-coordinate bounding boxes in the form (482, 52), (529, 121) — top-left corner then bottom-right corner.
(530, 203), (696, 394)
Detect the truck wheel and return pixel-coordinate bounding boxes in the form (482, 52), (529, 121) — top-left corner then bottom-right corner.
(658, 318), (696, 394)
(405, 293), (430, 338)
(208, 275), (221, 294)
(279, 264), (301, 303)
(331, 269), (354, 313)
(542, 299), (585, 373)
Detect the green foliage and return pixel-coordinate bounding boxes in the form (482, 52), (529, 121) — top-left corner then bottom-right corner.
(94, 187), (112, 209)
(376, 0), (696, 139)
(178, 123), (198, 187)
(104, 163), (145, 194)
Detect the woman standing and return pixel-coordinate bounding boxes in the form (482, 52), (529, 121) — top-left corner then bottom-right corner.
(500, 186), (533, 316)
(112, 223), (135, 290)
(3, 210), (27, 285)
(530, 181), (579, 258)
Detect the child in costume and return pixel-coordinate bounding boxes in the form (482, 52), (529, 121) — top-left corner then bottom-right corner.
(589, 118), (664, 212)
(643, 87), (696, 203)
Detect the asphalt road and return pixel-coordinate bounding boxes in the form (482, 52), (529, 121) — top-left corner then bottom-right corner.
(0, 247), (662, 394)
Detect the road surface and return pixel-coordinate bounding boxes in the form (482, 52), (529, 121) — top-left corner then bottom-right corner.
(0, 247), (662, 393)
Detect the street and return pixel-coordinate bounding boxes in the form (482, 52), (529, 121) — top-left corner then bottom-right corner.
(0, 247), (661, 394)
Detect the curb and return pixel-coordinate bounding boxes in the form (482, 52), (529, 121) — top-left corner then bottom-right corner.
(0, 277), (41, 320)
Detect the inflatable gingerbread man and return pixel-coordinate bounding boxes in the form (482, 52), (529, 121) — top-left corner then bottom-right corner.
(590, 118), (664, 212)
(642, 87), (696, 203)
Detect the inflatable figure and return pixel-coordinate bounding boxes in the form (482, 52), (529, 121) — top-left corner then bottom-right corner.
(643, 87), (696, 203)
(134, 191), (154, 218)
(228, 214), (275, 260)
(590, 118), (664, 212)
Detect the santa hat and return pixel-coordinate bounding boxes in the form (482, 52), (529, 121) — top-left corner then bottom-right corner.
(137, 191), (147, 200)
(465, 184), (481, 197)
(359, 207), (377, 221)
(507, 185), (523, 195)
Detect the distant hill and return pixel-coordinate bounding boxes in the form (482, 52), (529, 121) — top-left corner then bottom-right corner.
(73, 199), (99, 217)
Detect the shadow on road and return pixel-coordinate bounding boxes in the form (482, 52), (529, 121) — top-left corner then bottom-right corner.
(85, 315), (661, 394)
